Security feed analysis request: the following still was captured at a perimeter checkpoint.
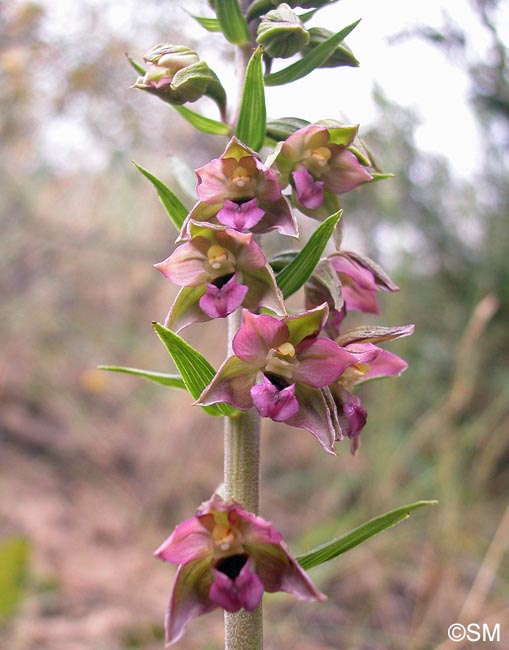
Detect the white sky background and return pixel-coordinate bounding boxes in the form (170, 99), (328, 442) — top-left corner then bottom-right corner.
(34, 0), (494, 178)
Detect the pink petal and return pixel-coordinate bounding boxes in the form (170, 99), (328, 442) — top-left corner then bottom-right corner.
(323, 148), (373, 194)
(292, 167), (324, 209)
(250, 375), (299, 421)
(199, 275), (248, 318)
(154, 238), (211, 287)
(196, 158), (230, 203)
(243, 267), (286, 316)
(155, 516), (212, 564)
(356, 348), (408, 382)
(293, 338), (358, 388)
(165, 559), (215, 645)
(232, 311), (289, 366)
(216, 198), (265, 230)
(252, 196), (298, 237)
(330, 254), (379, 292)
(197, 356), (258, 410)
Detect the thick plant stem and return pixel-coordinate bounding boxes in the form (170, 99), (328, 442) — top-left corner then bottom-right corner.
(224, 308), (263, 650)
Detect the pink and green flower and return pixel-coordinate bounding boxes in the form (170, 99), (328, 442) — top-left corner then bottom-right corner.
(268, 123), (373, 219)
(180, 137), (297, 239)
(155, 223), (285, 331)
(155, 493), (325, 645)
(198, 304), (360, 453)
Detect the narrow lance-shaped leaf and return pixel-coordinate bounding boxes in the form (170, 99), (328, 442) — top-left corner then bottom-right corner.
(99, 365), (186, 390)
(189, 15), (222, 32)
(297, 500), (437, 570)
(173, 105), (231, 136)
(264, 19), (361, 86)
(153, 323), (240, 418)
(132, 162), (188, 230)
(215, 0), (250, 46)
(236, 48), (266, 152)
(276, 210), (342, 299)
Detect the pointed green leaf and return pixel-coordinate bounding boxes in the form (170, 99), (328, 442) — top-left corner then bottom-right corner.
(236, 48), (266, 151)
(190, 15), (222, 32)
(216, 0), (250, 45)
(153, 323), (240, 417)
(297, 500), (437, 570)
(99, 365), (186, 389)
(266, 117), (310, 141)
(276, 210), (342, 299)
(133, 162), (188, 230)
(264, 19), (361, 86)
(173, 105), (231, 135)
(126, 54), (145, 75)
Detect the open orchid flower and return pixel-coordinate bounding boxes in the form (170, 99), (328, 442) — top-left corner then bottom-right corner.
(155, 223), (285, 332)
(267, 122), (373, 219)
(305, 252), (400, 337)
(197, 304), (360, 454)
(179, 137), (297, 240)
(155, 493), (325, 645)
(329, 324), (415, 454)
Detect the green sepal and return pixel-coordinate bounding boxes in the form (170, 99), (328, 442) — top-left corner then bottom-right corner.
(276, 210), (342, 299)
(297, 500), (437, 570)
(216, 0), (250, 45)
(99, 365), (186, 389)
(132, 162), (188, 230)
(236, 48), (266, 152)
(266, 117), (310, 141)
(126, 54), (146, 75)
(153, 322), (241, 418)
(264, 19), (361, 86)
(173, 105), (231, 136)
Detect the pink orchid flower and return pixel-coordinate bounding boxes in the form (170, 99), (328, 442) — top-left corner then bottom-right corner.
(155, 494), (325, 645)
(179, 137), (297, 240)
(155, 223), (284, 331)
(197, 304), (359, 454)
(268, 123), (373, 219)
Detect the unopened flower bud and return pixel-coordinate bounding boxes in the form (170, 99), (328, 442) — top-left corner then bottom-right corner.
(132, 43), (226, 114)
(257, 4), (310, 59)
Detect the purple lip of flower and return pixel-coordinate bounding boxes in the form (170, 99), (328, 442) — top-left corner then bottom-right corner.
(178, 137), (298, 240)
(154, 224), (285, 331)
(154, 493), (325, 645)
(197, 304), (361, 454)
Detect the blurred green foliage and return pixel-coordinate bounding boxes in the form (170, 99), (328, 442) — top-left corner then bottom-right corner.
(0, 538), (30, 623)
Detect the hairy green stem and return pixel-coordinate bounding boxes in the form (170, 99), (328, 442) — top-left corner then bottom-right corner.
(224, 308), (263, 650)
(224, 4), (263, 646)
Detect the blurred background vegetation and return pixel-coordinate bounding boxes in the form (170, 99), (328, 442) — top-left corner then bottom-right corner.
(1, 0), (508, 648)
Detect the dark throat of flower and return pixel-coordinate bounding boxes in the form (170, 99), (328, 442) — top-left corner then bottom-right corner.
(212, 273), (235, 289)
(265, 372), (290, 392)
(215, 553), (249, 580)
